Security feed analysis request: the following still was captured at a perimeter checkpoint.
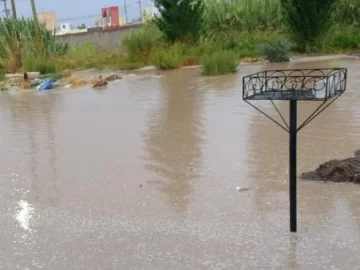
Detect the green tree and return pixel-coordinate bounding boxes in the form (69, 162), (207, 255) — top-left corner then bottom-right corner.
(154, 0), (203, 42)
(281, 0), (337, 52)
(78, 23), (87, 29)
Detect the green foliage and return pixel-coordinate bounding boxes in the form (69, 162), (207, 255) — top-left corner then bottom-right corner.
(35, 61), (57, 74)
(260, 38), (292, 62)
(0, 69), (5, 81)
(281, 0), (337, 52)
(332, 0), (360, 26)
(39, 71), (70, 80)
(152, 44), (185, 70)
(321, 24), (360, 52)
(121, 23), (163, 63)
(0, 18), (68, 73)
(201, 50), (238, 76)
(202, 0), (283, 39)
(23, 55), (56, 74)
(154, 0), (203, 42)
(54, 43), (113, 70)
(77, 23), (87, 29)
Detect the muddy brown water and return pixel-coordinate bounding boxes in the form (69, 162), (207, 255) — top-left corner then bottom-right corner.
(1, 58), (360, 269)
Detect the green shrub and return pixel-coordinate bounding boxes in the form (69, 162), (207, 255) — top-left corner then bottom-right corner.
(154, 0), (203, 42)
(152, 44), (185, 70)
(201, 50), (238, 76)
(260, 38), (292, 63)
(36, 61), (57, 74)
(0, 69), (5, 81)
(39, 71), (70, 80)
(282, 0), (336, 52)
(121, 23), (163, 63)
(54, 43), (118, 70)
(321, 24), (360, 52)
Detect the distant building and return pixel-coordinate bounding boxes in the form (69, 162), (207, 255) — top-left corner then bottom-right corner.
(37, 11), (56, 31)
(95, 6), (125, 28)
(55, 22), (88, 36)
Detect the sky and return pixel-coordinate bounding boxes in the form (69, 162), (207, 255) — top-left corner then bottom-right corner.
(3, 0), (153, 26)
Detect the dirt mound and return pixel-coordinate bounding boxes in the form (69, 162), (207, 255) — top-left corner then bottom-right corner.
(300, 150), (360, 183)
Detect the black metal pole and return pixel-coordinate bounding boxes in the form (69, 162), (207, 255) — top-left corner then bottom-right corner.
(289, 100), (297, 232)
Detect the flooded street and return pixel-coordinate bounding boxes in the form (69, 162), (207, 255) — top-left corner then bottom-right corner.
(1, 58), (360, 269)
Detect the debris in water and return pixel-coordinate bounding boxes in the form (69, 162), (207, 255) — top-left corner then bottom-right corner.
(92, 75), (108, 88)
(105, 74), (122, 82)
(236, 186), (251, 192)
(300, 150), (360, 183)
(65, 74), (87, 87)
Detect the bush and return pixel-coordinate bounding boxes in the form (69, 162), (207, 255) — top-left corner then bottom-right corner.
(260, 38), (292, 63)
(36, 61), (57, 74)
(321, 24), (360, 52)
(201, 50), (238, 76)
(54, 43), (118, 70)
(0, 69), (5, 81)
(121, 23), (163, 63)
(39, 71), (70, 80)
(154, 0), (203, 42)
(152, 44), (185, 70)
(282, 0), (337, 52)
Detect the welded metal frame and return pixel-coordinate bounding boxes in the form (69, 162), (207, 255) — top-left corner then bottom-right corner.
(242, 68), (347, 232)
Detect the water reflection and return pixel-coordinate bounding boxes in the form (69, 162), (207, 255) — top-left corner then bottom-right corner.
(14, 200), (34, 231)
(143, 70), (204, 213)
(8, 92), (60, 206)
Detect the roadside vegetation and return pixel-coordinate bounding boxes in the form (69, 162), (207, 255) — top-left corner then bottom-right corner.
(0, 0), (359, 79)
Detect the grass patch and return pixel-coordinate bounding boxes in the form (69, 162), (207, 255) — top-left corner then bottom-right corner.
(152, 44), (185, 70)
(201, 50), (238, 76)
(0, 69), (5, 81)
(54, 43), (118, 70)
(320, 24), (360, 53)
(39, 71), (71, 80)
(122, 23), (163, 64)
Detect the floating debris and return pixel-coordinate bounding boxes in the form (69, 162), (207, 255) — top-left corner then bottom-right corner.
(236, 186), (251, 192)
(105, 74), (122, 82)
(65, 74), (87, 87)
(92, 75), (108, 88)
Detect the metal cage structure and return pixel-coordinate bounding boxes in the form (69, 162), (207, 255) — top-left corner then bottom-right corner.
(242, 68), (347, 232)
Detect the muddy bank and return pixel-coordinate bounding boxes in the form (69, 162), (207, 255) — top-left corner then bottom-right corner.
(301, 150), (360, 183)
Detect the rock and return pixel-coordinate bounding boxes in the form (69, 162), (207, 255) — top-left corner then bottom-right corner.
(105, 74), (122, 82)
(92, 76), (108, 88)
(300, 150), (360, 183)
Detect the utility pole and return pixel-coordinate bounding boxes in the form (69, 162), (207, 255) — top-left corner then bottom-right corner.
(138, 0), (143, 22)
(124, 0), (128, 24)
(1, 0), (11, 17)
(10, 0), (16, 19)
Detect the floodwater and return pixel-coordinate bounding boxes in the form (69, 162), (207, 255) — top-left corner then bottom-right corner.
(0, 58), (360, 269)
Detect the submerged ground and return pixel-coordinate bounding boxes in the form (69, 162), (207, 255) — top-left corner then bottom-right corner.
(0, 58), (360, 269)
